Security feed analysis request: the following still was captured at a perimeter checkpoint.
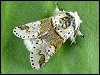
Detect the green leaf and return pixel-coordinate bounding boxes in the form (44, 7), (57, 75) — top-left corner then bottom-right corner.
(1, 1), (99, 74)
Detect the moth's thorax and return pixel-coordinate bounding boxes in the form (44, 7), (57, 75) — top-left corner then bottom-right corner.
(51, 12), (77, 41)
(52, 12), (76, 29)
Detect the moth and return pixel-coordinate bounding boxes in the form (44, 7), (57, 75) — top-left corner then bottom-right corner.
(13, 5), (83, 70)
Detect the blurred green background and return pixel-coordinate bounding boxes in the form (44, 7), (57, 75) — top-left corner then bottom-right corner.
(1, 1), (99, 74)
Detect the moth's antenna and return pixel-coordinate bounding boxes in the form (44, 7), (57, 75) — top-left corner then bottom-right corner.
(54, 2), (65, 15)
(55, 2), (59, 12)
(54, 2), (61, 15)
(55, 2), (57, 5)
(51, 2), (59, 15)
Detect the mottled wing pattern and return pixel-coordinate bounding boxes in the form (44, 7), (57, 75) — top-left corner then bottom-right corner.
(13, 21), (41, 39)
(13, 6), (83, 70)
(24, 18), (64, 69)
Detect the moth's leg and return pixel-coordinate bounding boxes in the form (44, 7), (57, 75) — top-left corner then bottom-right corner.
(78, 30), (84, 38)
(70, 31), (76, 44)
(70, 30), (84, 44)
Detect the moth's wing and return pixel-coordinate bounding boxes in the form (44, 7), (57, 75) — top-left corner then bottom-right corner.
(24, 38), (55, 69)
(13, 21), (41, 39)
(59, 26), (74, 37)
(30, 49), (42, 69)
(56, 25), (83, 44)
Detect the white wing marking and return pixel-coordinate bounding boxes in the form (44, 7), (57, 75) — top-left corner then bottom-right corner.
(24, 38), (55, 69)
(13, 21), (41, 39)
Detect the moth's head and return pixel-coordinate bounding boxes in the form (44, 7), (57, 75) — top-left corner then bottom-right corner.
(54, 11), (82, 30)
(54, 5), (82, 30)
(53, 7), (83, 43)
(68, 11), (82, 30)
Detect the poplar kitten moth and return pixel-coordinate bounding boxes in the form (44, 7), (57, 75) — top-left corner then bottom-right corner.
(13, 5), (83, 70)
